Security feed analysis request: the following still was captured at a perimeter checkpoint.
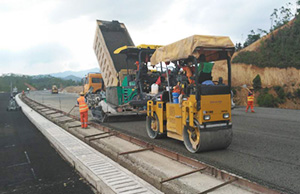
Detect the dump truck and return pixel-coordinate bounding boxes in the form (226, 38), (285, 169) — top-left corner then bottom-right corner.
(83, 73), (104, 94)
(92, 19), (137, 122)
(83, 73), (106, 109)
(146, 35), (235, 153)
(93, 20), (135, 87)
(51, 85), (58, 94)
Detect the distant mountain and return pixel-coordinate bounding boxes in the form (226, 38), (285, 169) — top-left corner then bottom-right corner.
(62, 75), (82, 82)
(1, 73), (29, 77)
(0, 68), (100, 84)
(50, 68), (100, 78)
(32, 74), (52, 79)
(0, 74), (80, 92)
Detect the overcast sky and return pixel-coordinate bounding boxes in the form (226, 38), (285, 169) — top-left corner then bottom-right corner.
(0, 0), (296, 75)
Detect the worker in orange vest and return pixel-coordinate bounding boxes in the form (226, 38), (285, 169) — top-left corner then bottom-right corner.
(245, 86), (255, 113)
(182, 65), (195, 84)
(135, 61), (139, 71)
(77, 92), (89, 128)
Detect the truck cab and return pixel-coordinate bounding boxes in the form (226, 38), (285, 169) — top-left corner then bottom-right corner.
(83, 73), (104, 94)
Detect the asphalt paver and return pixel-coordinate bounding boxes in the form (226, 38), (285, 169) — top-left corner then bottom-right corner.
(0, 93), (94, 194)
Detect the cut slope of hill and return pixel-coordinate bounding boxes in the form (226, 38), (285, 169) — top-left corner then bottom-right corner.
(238, 18), (296, 53)
(232, 16), (300, 69)
(213, 62), (300, 87)
(61, 86), (83, 94)
(213, 15), (300, 88)
(213, 16), (300, 109)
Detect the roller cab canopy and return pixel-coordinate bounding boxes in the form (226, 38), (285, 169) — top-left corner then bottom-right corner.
(150, 35), (235, 65)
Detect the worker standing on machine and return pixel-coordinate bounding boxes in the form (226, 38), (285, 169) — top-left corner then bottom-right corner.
(245, 86), (255, 113)
(172, 85), (181, 103)
(77, 92), (89, 128)
(182, 62), (195, 84)
(135, 61), (139, 71)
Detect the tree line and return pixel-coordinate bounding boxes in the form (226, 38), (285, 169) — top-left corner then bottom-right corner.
(0, 74), (80, 92)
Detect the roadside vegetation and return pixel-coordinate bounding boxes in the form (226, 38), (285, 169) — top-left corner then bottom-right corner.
(230, 1), (300, 109)
(232, 74), (300, 108)
(0, 74), (80, 92)
(233, 1), (300, 69)
(255, 73), (300, 107)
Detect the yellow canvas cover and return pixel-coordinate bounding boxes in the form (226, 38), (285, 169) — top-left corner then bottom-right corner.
(150, 35), (235, 65)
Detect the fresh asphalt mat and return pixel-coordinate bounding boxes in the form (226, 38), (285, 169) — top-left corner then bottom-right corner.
(0, 93), (94, 194)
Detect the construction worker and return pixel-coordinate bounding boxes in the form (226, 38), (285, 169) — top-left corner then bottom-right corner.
(245, 86), (255, 113)
(77, 92), (89, 128)
(135, 61), (139, 71)
(182, 63), (195, 84)
(172, 85), (181, 103)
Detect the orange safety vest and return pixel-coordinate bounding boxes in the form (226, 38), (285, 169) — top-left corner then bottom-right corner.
(182, 66), (195, 84)
(77, 96), (88, 113)
(247, 94), (254, 102)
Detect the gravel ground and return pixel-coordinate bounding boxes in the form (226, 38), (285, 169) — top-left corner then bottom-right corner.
(0, 93), (94, 194)
(27, 91), (300, 193)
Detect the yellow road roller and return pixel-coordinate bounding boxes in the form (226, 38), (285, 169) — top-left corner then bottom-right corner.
(146, 35), (235, 153)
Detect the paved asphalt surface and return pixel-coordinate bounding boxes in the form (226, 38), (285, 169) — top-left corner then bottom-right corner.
(28, 91), (300, 194)
(0, 93), (94, 194)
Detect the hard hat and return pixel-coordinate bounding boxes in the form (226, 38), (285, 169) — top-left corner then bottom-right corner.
(80, 92), (84, 96)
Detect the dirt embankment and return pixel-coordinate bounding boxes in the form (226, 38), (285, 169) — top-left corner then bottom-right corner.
(211, 18), (300, 109)
(232, 87), (300, 109)
(213, 61), (300, 87)
(212, 61), (300, 109)
(62, 86), (83, 94)
(212, 18), (300, 87)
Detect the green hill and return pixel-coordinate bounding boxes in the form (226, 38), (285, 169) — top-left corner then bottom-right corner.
(232, 15), (300, 69)
(0, 74), (80, 92)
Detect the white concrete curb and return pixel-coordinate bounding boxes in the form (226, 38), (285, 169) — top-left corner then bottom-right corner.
(16, 95), (163, 194)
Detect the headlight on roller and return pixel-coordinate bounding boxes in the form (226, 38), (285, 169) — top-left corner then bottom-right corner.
(223, 113), (230, 119)
(203, 115), (210, 120)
